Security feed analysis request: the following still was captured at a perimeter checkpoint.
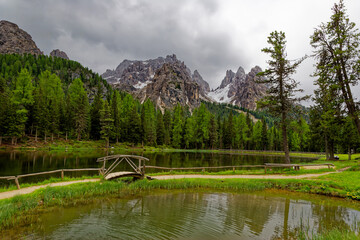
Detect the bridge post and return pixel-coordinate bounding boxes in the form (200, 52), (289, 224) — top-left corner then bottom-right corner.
(14, 177), (20, 190)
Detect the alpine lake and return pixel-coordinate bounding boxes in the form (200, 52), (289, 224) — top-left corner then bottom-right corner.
(1, 150), (359, 239)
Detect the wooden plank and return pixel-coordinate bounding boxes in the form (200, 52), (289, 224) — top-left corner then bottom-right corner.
(97, 155), (149, 162)
(105, 171), (142, 180)
(14, 177), (20, 190)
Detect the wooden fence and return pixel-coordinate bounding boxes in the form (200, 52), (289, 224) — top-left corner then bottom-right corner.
(0, 168), (102, 190)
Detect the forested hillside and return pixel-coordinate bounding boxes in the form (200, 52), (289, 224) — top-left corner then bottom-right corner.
(0, 53), (358, 154)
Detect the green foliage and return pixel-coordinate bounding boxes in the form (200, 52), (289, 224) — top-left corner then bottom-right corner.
(69, 78), (89, 140)
(257, 31), (308, 163)
(100, 101), (114, 147)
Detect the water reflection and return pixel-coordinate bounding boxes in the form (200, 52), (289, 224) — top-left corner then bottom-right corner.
(0, 150), (315, 185)
(10, 192), (359, 240)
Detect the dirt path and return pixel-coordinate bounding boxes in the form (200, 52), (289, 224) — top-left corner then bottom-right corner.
(0, 167), (350, 200)
(152, 172), (334, 180)
(151, 167), (350, 180)
(0, 179), (100, 200)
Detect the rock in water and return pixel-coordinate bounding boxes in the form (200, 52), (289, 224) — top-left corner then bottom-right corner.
(0, 20), (43, 55)
(50, 49), (69, 60)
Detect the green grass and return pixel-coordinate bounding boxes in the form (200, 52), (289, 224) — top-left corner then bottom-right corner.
(1, 174), (360, 231)
(298, 228), (359, 240)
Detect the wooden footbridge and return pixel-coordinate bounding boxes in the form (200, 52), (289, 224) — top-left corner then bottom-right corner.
(97, 155), (149, 180)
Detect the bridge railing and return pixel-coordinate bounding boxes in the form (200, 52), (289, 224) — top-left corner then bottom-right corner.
(0, 168), (102, 190)
(97, 155), (149, 178)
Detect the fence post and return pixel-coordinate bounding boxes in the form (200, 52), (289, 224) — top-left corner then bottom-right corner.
(61, 170), (64, 180)
(264, 166), (267, 174)
(15, 177), (20, 190)
(232, 167), (235, 172)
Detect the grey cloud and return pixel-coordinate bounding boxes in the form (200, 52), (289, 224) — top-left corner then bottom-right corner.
(0, 0), (247, 88)
(0, 0), (359, 98)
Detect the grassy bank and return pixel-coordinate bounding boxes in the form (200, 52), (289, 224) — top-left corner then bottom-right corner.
(1, 174), (360, 231)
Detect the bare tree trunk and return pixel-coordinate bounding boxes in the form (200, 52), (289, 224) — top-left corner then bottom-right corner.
(325, 134), (329, 160)
(282, 112), (290, 164)
(65, 131), (68, 141)
(51, 133), (54, 141)
(328, 140), (335, 160)
(348, 146), (352, 161)
(44, 131), (47, 143)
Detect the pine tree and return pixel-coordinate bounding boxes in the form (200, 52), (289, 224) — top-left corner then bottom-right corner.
(111, 90), (121, 143)
(100, 101), (114, 148)
(128, 106), (141, 145)
(311, 0), (360, 136)
(156, 111), (165, 145)
(208, 114), (218, 149)
(172, 104), (183, 148)
(142, 99), (157, 145)
(10, 68), (34, 143)
(261, 118), (268, 150)
(163, 109), (172, 145)
(184, 116), (196, 149)
(257, 31), (308, 163)
(90, 85), (103, 140)
(68, 78), (89, 140)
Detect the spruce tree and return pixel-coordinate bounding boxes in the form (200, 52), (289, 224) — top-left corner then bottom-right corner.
(68, 78), (89, 140)
(100, 101), (114, 148)
(111, 90), (121, 143)
(257, 31), (308, 163)
(311, 0), (360, 136)
(172, 104), (183, 148)
(156, 111), (165, 146)
(90, 85), (103, 140)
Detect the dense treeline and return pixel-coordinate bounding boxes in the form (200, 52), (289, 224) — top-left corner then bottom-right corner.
(0, 54), (312, 151)
(1, 0), (359, 156)
(0, 53), (358, 153)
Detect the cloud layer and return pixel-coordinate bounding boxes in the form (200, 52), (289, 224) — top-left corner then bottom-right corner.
(1, 0), (359, 102)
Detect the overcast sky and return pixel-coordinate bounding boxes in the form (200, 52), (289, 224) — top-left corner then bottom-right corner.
(1, 0), (360, 104)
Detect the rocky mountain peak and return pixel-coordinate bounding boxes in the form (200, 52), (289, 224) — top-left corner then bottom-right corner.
(50, 49), (69, 60)
(219, 70), (235, 89)
(0, 20), (43, 55)
(140, 61), (202, 111)
(208, 66), (267, 110)
(234, 66), (246, 82)
(192, 69), (210, 93)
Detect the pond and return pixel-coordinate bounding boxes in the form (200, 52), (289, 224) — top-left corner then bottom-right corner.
(0, 150), (315, 185)
(3, 191), (359, 239)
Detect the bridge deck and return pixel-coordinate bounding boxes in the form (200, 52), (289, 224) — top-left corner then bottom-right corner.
(104, 171), (143, 180)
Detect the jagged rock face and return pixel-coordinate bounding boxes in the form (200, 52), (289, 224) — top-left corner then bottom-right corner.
(0, 20), (43, 55)
(192, 70), (210, 93)
(102, 54), (179, 86)
(103, 54), (211, 110)
(140, 62), (201, 110)
(231, 66), (267, 110)
(208, 66), (267, 110)
(50, 49), (69, 60)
